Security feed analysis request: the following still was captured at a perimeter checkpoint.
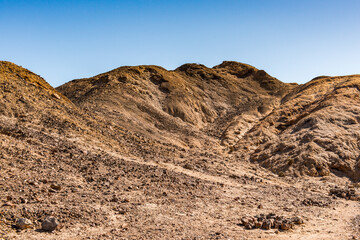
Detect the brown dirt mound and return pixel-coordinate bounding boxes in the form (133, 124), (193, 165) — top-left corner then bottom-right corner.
(0, 61), (71, 118)
(57, 61), (294, 151)
(236, 75), (360, 180)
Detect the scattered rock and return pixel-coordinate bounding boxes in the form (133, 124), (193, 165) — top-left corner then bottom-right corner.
(41, 216), (60, 232)
(239, 214), (303, 231)
(15, 218), (32, 230)
(241, 175), (263, 184)
(302, 197), (331, 207)
(330, 187), (359, 200)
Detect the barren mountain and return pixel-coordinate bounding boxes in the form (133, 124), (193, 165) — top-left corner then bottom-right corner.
(0, 61), (359, 240)
(57, 61), (293, 150)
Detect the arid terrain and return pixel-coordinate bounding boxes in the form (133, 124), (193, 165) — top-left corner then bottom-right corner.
(0, 60), (359, 239)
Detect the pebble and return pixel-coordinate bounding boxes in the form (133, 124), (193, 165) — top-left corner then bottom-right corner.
(50, 184), (61, 191)
(15, 218), (33, 230)
(240, 213), (303, 231)
(41, 216), (60, 232)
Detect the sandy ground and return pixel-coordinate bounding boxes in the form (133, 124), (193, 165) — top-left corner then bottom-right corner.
(1, 152), (359, 240)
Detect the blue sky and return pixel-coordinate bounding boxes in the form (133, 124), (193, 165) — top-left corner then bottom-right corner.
(1, 0), (359, 86)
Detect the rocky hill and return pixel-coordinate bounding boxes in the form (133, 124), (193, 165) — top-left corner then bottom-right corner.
(0, 61), (132, 158)
(236, 75), (360, 181)
(57, 61), (294, 149)
(57, 61), (360, 181)
(0, 61), (359, 239)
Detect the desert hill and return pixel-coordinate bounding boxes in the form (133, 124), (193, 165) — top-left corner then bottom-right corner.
(236, 75), (360, 181)
(57, 62), (360, 181)
(56, 61), (294, 149)
(0, 61), (359, 239)
(0, 61), (130, 157)
(56, 61), (298, 177)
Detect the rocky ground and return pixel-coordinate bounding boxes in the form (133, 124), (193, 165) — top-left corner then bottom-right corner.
(0, 61), (359, 239)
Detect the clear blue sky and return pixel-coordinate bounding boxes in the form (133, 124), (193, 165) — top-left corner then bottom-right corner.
(1, 0), (359, 86)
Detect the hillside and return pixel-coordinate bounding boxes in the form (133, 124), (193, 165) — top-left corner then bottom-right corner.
(0, 61), (133, 157)
(236, 75), (360, 181)
(0, 61), (359, 240)
(57, 61), (298, 176)
(57, 61), (294, 149)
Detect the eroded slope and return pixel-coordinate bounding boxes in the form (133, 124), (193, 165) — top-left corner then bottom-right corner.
(57, 61), (294, 150)
(236, 75), (360, 180)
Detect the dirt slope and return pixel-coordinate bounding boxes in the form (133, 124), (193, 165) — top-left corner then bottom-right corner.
(57, 61), (293, 149)
(0, 61), (136, 156)
(236, 75), (360, 181)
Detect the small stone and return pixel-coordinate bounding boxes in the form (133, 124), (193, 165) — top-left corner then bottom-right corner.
(273, 220), (281, 229)
(41, 216), (59, 232)
(118, 210), (126, 215)
(2, 202), (16, 208)
(262, 220), (272, 230)
(50, 184), (61, 191)
(245, 223), (254, 229)
(51, 93), (61, 99)
(241, 216), (256, 229)
(241, 216), (253, 226)
(269, 219), (275, 228)
(28, 181), (36, 186)
(266, 213), (276, 219)
(291, 216), (304, 225)
(255, 221), (262, 228)
(15, 218), (33, 230)
(110, 196), (118, 202)
(280, 222), (292, 230)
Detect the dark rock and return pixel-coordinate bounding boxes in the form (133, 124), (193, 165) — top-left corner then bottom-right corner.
(50, 184), (61, 191)
(261, 220), (272, 230)
(41, 216), (60, 232)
